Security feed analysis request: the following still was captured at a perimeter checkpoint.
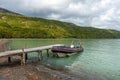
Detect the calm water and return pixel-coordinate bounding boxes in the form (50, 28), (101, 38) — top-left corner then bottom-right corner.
(8, 39), (120, 80)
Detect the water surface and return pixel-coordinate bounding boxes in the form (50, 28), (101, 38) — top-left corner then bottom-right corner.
(9, 39), (120, 80)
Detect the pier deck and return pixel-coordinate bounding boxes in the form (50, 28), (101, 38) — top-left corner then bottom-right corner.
(0, 44), (64, 65)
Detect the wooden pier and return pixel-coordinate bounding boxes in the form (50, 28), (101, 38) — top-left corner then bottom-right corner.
(0, 44), (64, 66)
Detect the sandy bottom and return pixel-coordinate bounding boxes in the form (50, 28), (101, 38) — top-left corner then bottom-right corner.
(0, 62), (82, 80)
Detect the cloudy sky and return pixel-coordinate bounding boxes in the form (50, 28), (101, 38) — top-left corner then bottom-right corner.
(0, 0), (120, 30)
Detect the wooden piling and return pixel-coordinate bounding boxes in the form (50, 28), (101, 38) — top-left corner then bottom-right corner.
(24, 44), (28, 61)
(47, 49), (49, 57)
(38, 51), (42, 61)
(8, 56), (12, 63)
(21, 48), (26, 66)
(25, 53), (28, 61)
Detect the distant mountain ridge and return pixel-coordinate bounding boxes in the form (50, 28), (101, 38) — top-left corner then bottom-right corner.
(0, 7), (20, 15)
(0, 7), (120, 38)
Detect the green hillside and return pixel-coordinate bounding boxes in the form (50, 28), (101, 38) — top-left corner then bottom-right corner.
(0, 9), (120, 38)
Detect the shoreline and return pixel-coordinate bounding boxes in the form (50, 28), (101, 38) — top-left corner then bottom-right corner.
(0, 39), (10, 63)
(0, 39), (82, 80)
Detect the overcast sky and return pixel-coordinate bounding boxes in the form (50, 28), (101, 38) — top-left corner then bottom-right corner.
(0, 0), (120, 31)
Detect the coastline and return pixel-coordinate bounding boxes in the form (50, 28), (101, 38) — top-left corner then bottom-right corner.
(0, 39), (82, 80)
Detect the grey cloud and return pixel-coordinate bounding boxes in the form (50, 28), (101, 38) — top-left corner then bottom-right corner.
(0, 0), (120, 31)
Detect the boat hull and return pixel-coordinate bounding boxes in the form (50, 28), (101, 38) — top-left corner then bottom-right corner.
(55, 52), (78, 58)
(51, 46), (83, 57)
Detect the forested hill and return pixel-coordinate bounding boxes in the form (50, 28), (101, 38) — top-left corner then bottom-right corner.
(0, 8), (120, 38)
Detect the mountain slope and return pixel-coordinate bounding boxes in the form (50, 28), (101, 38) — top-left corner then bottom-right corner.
(0, 7), (20, 15)
(0, 8), (120, 38)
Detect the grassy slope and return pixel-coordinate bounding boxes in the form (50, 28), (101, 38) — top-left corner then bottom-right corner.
(0, 12), (120, 38)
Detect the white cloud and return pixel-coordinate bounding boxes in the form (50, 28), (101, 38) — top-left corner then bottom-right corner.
(0, 0), (120, 31)
(47, 13), (61, 19)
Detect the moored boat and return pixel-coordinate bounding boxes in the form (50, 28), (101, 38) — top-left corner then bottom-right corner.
(51, 46), (83, 57)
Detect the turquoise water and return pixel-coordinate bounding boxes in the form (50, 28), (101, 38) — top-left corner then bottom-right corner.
(9, 39), (120, 80)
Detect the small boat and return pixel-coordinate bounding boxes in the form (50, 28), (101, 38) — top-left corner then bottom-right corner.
(51, 46), (83, 57)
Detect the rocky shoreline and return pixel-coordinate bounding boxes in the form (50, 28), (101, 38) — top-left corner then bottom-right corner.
(0, 39), (83, 80)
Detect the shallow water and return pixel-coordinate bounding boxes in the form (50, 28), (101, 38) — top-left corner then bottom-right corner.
(9, 39), (120, 80)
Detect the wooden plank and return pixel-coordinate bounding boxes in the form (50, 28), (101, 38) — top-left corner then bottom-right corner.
(0, 44), (64, 58)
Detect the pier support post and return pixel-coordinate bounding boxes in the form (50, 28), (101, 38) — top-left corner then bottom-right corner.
(38, 51), (42, 61)
(8, 56), (12, 63)
(21, 48), (26, 66)
(25, 53), (28, 61)
(47, 49), (49, 57)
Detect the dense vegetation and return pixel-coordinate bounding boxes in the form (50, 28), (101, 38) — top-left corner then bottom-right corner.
(0, 8), (120, 38)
